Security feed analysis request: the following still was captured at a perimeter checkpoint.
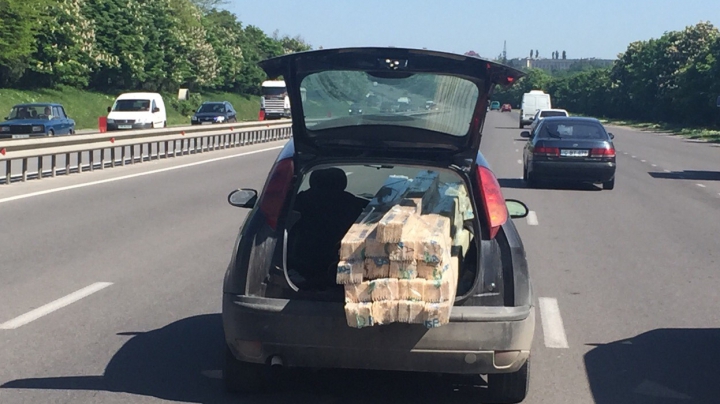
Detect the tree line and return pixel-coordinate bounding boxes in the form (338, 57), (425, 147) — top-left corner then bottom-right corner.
(0, 0), (311, 95)
(493, 22), (720, 127)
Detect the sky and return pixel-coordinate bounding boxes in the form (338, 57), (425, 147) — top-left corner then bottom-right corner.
(225, 0), (720, 60)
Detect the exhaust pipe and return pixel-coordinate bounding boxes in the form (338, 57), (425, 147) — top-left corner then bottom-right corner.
(270, 355), (283, 368)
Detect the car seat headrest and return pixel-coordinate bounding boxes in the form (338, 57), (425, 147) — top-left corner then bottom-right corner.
(309, 168), (347, 191)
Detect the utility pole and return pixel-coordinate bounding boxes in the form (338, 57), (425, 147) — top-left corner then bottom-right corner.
(502, 40), (507, 63)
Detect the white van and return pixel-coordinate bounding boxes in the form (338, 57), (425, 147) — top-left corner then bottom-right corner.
(519, 90), (551, 128)
(106, 92), (167, 131)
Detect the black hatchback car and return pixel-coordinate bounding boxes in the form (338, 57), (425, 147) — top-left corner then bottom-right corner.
(521, 116), (616, 189)
(190, 101), (237, 125)
(223, 47), (535, 403)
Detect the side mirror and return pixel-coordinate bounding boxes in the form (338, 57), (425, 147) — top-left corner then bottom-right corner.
(152, 107), (161, 113)
(192, 110), (196, 113)
(506, 199), (529, 219)
(520, 131), (531, 138)
(107, 106), (112, 113)
(716, 95), (720, 107)
(608, 133), (615, 139)
(228, 189), (258, 208)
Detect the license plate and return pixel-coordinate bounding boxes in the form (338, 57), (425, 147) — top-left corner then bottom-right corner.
(560, 149), (589, 157)
(118, 125), (132, 129)
(12, 135), (30, 139)
(201, 121), (212, 125)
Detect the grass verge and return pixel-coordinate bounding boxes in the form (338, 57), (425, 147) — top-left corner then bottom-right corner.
(0, 87), (260, 130)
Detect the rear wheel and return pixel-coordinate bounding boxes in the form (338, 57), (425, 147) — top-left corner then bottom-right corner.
(485, 357), (530, 404)
(603, 178), (615, 190)
(519, 121), (524, 129)
(47, 129), (55, 137)
(525, 168), (539, 188)
(223, 345), (267, 394)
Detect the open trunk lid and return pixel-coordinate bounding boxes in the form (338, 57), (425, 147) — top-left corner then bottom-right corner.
(259, 47), (524, 159)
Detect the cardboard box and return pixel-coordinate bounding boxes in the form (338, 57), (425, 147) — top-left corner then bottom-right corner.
(336, 260), (365, 285)
(344, 278), (399, 303)
(398, 300), (425, 324)
(398, 279), (425, 301)
(372, 300), (399, 325)
(345, 302), (374, 328)
(423, 300), (452, 328)
(389, 260), (418, 279)
(365, 257), (390, 279)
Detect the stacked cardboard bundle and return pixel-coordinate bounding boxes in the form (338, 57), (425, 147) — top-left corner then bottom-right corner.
(337, 170), (465, 329)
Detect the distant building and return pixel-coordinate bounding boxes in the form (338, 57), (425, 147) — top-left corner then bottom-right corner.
(507, 57), (615, 72)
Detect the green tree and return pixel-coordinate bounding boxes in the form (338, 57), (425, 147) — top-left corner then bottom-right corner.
(0, 0), (51, 85)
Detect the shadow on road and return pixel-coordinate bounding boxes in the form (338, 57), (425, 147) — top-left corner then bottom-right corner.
(585, 328), (720, 404)
(1, 314), (505, 404)
(495, 126), (522, 130)
(649, 170), (720, 181)
(498, 178), (602, 191)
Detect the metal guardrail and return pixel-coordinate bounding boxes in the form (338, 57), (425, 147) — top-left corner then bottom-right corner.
(0, 120), (292, 185)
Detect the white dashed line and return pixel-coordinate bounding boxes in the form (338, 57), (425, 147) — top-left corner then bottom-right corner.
(652, 164), (657, 167)
(632, 155), (637, 159)
(664, 169), (671, 173)
(526, 211), (539, 226)
(539, 297), (569, 349)
(0, 282), (113, 330)
(697, 184), (706, 188)
(346, 172), (354, 176)
(641, 160), (646, 163)
(515, 149), (519, 152)
(517, 159), (522, 164)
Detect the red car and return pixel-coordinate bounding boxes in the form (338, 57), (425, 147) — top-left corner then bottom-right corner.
(501, 103), (512, 112)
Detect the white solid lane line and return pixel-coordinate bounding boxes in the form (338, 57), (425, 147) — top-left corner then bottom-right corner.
(538, 297), (569, 349)
(526, 211), (539, 226)
(0, 282), (113, 330)
(0, 145), (284, 206)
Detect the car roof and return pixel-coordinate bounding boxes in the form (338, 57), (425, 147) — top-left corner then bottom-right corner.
(540, 116), (603, 124)
(538, 108), (568, 113)
(14, 103), (63, 107)
(116, 92), (162, 99)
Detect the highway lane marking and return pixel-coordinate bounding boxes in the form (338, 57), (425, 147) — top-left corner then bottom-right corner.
(515, 149), (519, 152)
(631, 155), (637, 158)
(538, 297), (569, 349)
(664, 169), (671, 172)
(652, 164), (657, 167)
(0, 282), (113, 330)
(517, 159), (522, 164)
(0, 145), (285, 206)
(697, 184), (706, 188)
(526, 211), (539, 226)
(641, 160), (647, 163)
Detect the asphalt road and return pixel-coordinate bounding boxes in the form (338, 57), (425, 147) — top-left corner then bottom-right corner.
(1, 111), (719, 403)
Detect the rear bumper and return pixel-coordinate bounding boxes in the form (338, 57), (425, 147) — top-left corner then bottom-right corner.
(106, 122), (153, 131)
(222, 294), (535, 375)
(532, 160), (616, 182)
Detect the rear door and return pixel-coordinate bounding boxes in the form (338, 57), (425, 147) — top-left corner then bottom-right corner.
(259, 47), (524, 160)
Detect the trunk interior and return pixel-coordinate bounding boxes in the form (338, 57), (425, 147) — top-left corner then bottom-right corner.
(263, 163), (481, 303)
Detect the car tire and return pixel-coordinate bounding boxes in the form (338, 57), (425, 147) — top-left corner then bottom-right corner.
(69, 129), (75, 135)
(223, 345), (267, 394)
(519, 122), (524, 129)
(485, 357), (530, 404)
(47, 129), (55, 137)
(603, 178), (615, 190)
(163, 121), (167, 128)
(526, 169), (539, 188)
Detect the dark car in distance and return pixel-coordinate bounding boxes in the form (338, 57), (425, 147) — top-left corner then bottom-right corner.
(0, 103), (76, 138)
(522, 116), (616, 189)
(191, 101), (238, 125)
(348, 103), (363, 115)
(222, 47), (536, 403)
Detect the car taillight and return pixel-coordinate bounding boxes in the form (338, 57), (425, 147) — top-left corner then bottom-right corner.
(257, 157), (294, 230)
(590, 147), (616, 158)
(534, 146), (559, 156)
(475, 165), (508, 239)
